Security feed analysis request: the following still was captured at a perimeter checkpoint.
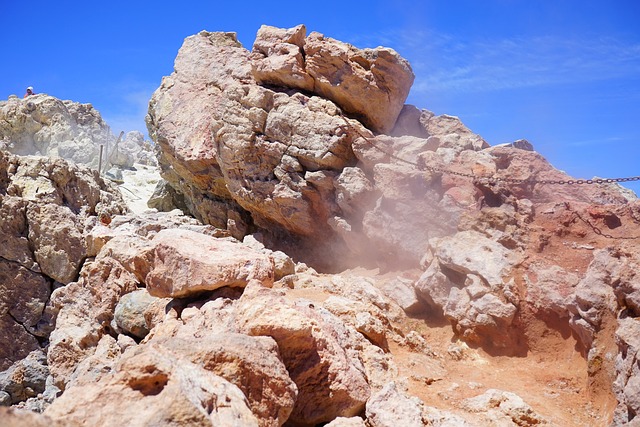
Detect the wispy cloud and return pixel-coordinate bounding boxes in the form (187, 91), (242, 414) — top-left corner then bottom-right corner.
(100, 81), (157, 137)
(566, 135), (629, 147)
(349, 30), (640, 94)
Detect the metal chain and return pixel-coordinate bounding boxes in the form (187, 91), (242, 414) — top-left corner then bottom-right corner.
(629, 207), (640, 224)
(340, 115), (640, 239)
(565, 203), (640, 240)
(341, 116), (640, 186)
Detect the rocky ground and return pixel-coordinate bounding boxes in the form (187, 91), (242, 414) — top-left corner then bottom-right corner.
(118, 164), (163, 215)
(1, 23), (640, 427)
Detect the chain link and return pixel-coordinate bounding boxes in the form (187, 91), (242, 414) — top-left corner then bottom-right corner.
(343, 116), (640, 186)
(565, 203), (640, 240)
(629, 207), (640, 224)
(341, 116), (640, 239)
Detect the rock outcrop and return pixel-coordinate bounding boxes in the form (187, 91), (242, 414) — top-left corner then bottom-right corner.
(0, 95), (113, 167)
(0, 150), (126, 373)
(251, 25), (414, 134)
(0, 95), (157, 172)
(147, 25), (630, 271)
(3, 23), (640, 427)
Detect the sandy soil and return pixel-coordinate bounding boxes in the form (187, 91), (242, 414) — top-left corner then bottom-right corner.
(288, 268), (609, 426)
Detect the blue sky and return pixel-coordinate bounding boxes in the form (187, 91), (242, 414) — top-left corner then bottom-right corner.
(1, 1), (639, 194)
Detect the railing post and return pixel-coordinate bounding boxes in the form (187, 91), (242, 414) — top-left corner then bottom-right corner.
(98, 144), (104, 176)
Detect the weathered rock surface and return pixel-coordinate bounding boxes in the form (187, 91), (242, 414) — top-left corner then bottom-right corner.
(45, 211), (229, 389)
(613, 317), (640, 426)
(251, 24), (415, 133)
(414, 230), (521, 347)
(47, 257), (139, 388)
(234, 283), (371, 425)
(0, 261), (49, 371)
(45, 345), (260, 426)
(151, 334), (297, 427)
(113, 289), (168, 339)
(147, 25), (632, 272)
(0, 95), (157, 171)
(108, 131), (158, 169)
(0, 150), (127, 372)
(27, 203), (87, 283)
(144, 228), (275, 298)
(4, 23), (640, 427)
(0, 95), (113, 167)
(365, 382), (429, 427)
(461, 389), (547, 426)
(147, 27), (413, 269)
(0, 350), (49, 405)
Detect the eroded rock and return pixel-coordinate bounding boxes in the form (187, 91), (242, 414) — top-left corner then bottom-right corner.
(234, 283), (371, 425)
(45, 345), (259, 427)
(144, 228), (274, 298)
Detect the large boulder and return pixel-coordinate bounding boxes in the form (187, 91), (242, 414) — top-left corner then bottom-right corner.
(365, 382), (429, 427)
(251, 24), (415, 134)
(0, 261), (50, 371)
(47, 257), (139, 388)
(414, 230), (522, 347)
(151, 334), (297, 427)
(144, 228), (275, 298)
(233, 283), (371, 425)
(146, 27), (414, 269)
(45, 345), (259, 427)
(26, 203), (87, 283)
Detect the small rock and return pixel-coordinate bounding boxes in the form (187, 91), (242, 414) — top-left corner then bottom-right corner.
(113, 289), (163, 339)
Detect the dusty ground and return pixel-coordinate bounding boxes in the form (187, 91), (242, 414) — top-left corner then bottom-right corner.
(287, 268), (607, 426)
(115, 166), (638, 426)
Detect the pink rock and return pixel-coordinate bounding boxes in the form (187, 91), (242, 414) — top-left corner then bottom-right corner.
(45, 345), (259, 427)
(234, 283), (371, 425)
(304, 31), (414, 134)
(145, 229), (274, 298)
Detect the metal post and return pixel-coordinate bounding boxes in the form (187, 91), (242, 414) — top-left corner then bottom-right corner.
(98, 145), (104, 176)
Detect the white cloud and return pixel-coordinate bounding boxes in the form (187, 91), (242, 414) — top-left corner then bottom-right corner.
(566, 136), (628, 147)
(101, 82), (157, 138)
(351, 29), (640, 94)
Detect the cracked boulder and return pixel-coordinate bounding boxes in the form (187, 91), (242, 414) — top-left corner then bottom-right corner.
(146, 27), (414, 268)
(0, 261), (50, 371)
(234, 283), (371, 425)
(44, 344), (259, 426)
(414, 230), (522, 348)
(251, 24), (415, 134)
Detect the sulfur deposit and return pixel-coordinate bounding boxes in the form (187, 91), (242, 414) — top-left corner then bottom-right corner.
(1, 24), (640, 427)
(0, 95), (157, 172)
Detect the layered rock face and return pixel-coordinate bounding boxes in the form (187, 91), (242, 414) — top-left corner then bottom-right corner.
(147, 25), (630, 271)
